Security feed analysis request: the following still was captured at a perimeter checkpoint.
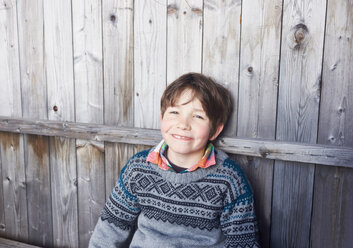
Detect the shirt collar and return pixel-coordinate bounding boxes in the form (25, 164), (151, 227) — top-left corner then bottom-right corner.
(146, 140), (216, 173)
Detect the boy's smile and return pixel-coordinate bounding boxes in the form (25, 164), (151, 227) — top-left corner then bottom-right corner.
(160, 89), (222, 168)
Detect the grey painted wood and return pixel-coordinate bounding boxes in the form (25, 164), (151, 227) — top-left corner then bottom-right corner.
(134, 0), (167, 128)
(0, 0), (28, 242)
(202, 0), (241, 137)
(237, 0), (282, 246)
(72, 0), (105, 246)
(0, 237), (41, 248)
(0, 139), (4, 237)
(43, 1), (78, 247)
(0, 133), (27, 243)
(102, 0), (135, 200)
(17, 0), (52, 246)
(1, 117), (352, 168)
(271, 0), (326, 247)
(311, 0), (353, 247)
(167, 0), (203, 83)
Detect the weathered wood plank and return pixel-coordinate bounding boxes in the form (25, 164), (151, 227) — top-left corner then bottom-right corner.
(48, 137), (78, 248)
(134, 0), (167, 128)
(202, 0), (241, 137)
(0, 141), (4, 237)
(0, 237), (41, 248)
(311, 0), (353, 247)
(0, 0), (27, 242)
(102, 0), (135, 200)
(0, 117), (352, 168)
(72, 0), (105, 246)
(43, 0), (78, 247)
(0, 133), (27, 242)
(237, 0), (282, 246)
(167, 0), (203, 83)
(0, 0), (22, 118)
(271, 0), (326, 247)
(17, 0), (52, 246)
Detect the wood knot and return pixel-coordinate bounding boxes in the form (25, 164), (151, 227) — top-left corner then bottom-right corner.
(289, 23), (309, 49)
(53, 105), (58, 112)
(167, 4), (178, 15)
(295, 29), (305, 44)
(247, 66), (253, 73)
(191, 8), (202, 15)
(110, 14), (116, 22)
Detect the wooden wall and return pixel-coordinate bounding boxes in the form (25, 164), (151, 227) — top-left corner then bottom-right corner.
(0, 0), (352, 247)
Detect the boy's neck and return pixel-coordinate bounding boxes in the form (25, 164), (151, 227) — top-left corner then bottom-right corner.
(166, 148), (205, 169)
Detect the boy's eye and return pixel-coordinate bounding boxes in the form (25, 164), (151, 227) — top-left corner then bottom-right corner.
(194, 115), (204, 119)
(170, 111), (178, 114)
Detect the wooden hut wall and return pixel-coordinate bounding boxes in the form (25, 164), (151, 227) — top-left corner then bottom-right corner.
(0, 0), (352, 247)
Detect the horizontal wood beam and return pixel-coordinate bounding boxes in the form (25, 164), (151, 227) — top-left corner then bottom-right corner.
(0, 116), (352, 168)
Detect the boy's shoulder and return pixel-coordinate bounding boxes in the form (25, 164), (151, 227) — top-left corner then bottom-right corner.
(213, 148), (253, 197)
(215, 148), (245, 175)
(123, 148), (153, 171)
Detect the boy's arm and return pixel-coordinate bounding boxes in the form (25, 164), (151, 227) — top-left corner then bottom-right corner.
(89, 164), (140, 248)
(220, 194), (260, 248)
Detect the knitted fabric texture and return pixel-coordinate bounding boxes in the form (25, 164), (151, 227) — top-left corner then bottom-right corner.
(89, 148), (260, 248)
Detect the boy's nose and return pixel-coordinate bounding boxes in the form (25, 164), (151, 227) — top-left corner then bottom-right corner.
(177, 117), (191, 130)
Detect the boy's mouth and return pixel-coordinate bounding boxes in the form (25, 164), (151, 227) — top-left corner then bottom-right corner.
(172, 134), (192, 141)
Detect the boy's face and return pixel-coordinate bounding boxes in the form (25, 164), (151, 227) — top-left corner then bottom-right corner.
(160, 89), (222, 167)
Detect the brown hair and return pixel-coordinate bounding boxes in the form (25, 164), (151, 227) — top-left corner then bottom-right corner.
(161, 72), (233, 138)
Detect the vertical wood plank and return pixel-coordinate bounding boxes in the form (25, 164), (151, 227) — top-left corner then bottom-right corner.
(43, 0), (78, 247)
(0, 143), (3, 237)
(102, 0), (135, 199)
(167, 0), (203, 83)
(202, 0), (241, 137)
(17, 0), (53, 246)
(72, 0), (105, 247)
(312, 0), (353, 247)
(0, 0), (28, 242)
(0, 133), (27, 242)
(134, 0), (167, 129)
(272, 0), (326, 247)
(237, 0), (282, 247)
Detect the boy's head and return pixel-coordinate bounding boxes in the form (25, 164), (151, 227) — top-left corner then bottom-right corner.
(161, 72), (233, 139)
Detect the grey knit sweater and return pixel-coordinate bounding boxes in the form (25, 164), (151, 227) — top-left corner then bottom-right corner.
(89, 148), (260, 248)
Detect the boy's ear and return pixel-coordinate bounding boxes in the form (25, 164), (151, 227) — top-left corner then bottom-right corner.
(209, 124), (224, 141)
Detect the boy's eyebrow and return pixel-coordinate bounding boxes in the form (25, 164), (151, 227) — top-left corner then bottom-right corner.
(173, 103), (205, 113)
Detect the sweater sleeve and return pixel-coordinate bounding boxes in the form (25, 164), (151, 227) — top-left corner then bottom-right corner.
(89, 163), (141, 248)
(220, 159), (261, 248)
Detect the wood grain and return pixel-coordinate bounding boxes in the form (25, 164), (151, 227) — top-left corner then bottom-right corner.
(17, 0), (52, 246)
(237, 0), (282, 246)
(271, 0), (326, 247)
(202, 0), (241, 137)
(134, 0), (167, 128)
(0, 0), (27, 242)
(102, 0), (135, 200)
(43, 0), (78, 247)
(0, 117), (352, 168)
(0, 237), (41, 248)
(167, 0), (203, 83)
(311, 0), (353, 246)
(72, 0), (105, 246)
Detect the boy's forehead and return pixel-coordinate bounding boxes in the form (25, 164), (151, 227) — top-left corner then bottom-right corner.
(173, 90), (204, 109)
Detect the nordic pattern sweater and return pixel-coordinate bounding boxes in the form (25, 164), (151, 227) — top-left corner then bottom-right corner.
(89, 148), (260, 248)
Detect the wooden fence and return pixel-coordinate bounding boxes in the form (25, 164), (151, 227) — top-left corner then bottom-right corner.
(0, 0), (352, 247)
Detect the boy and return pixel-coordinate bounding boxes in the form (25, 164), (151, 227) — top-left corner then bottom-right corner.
(89, 73), (260, 247)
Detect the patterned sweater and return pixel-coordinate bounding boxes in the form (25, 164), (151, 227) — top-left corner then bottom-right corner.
(89, 148), (260, 248)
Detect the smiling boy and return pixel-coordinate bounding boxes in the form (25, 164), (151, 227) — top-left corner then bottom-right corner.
(89, 73), (260, 247)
